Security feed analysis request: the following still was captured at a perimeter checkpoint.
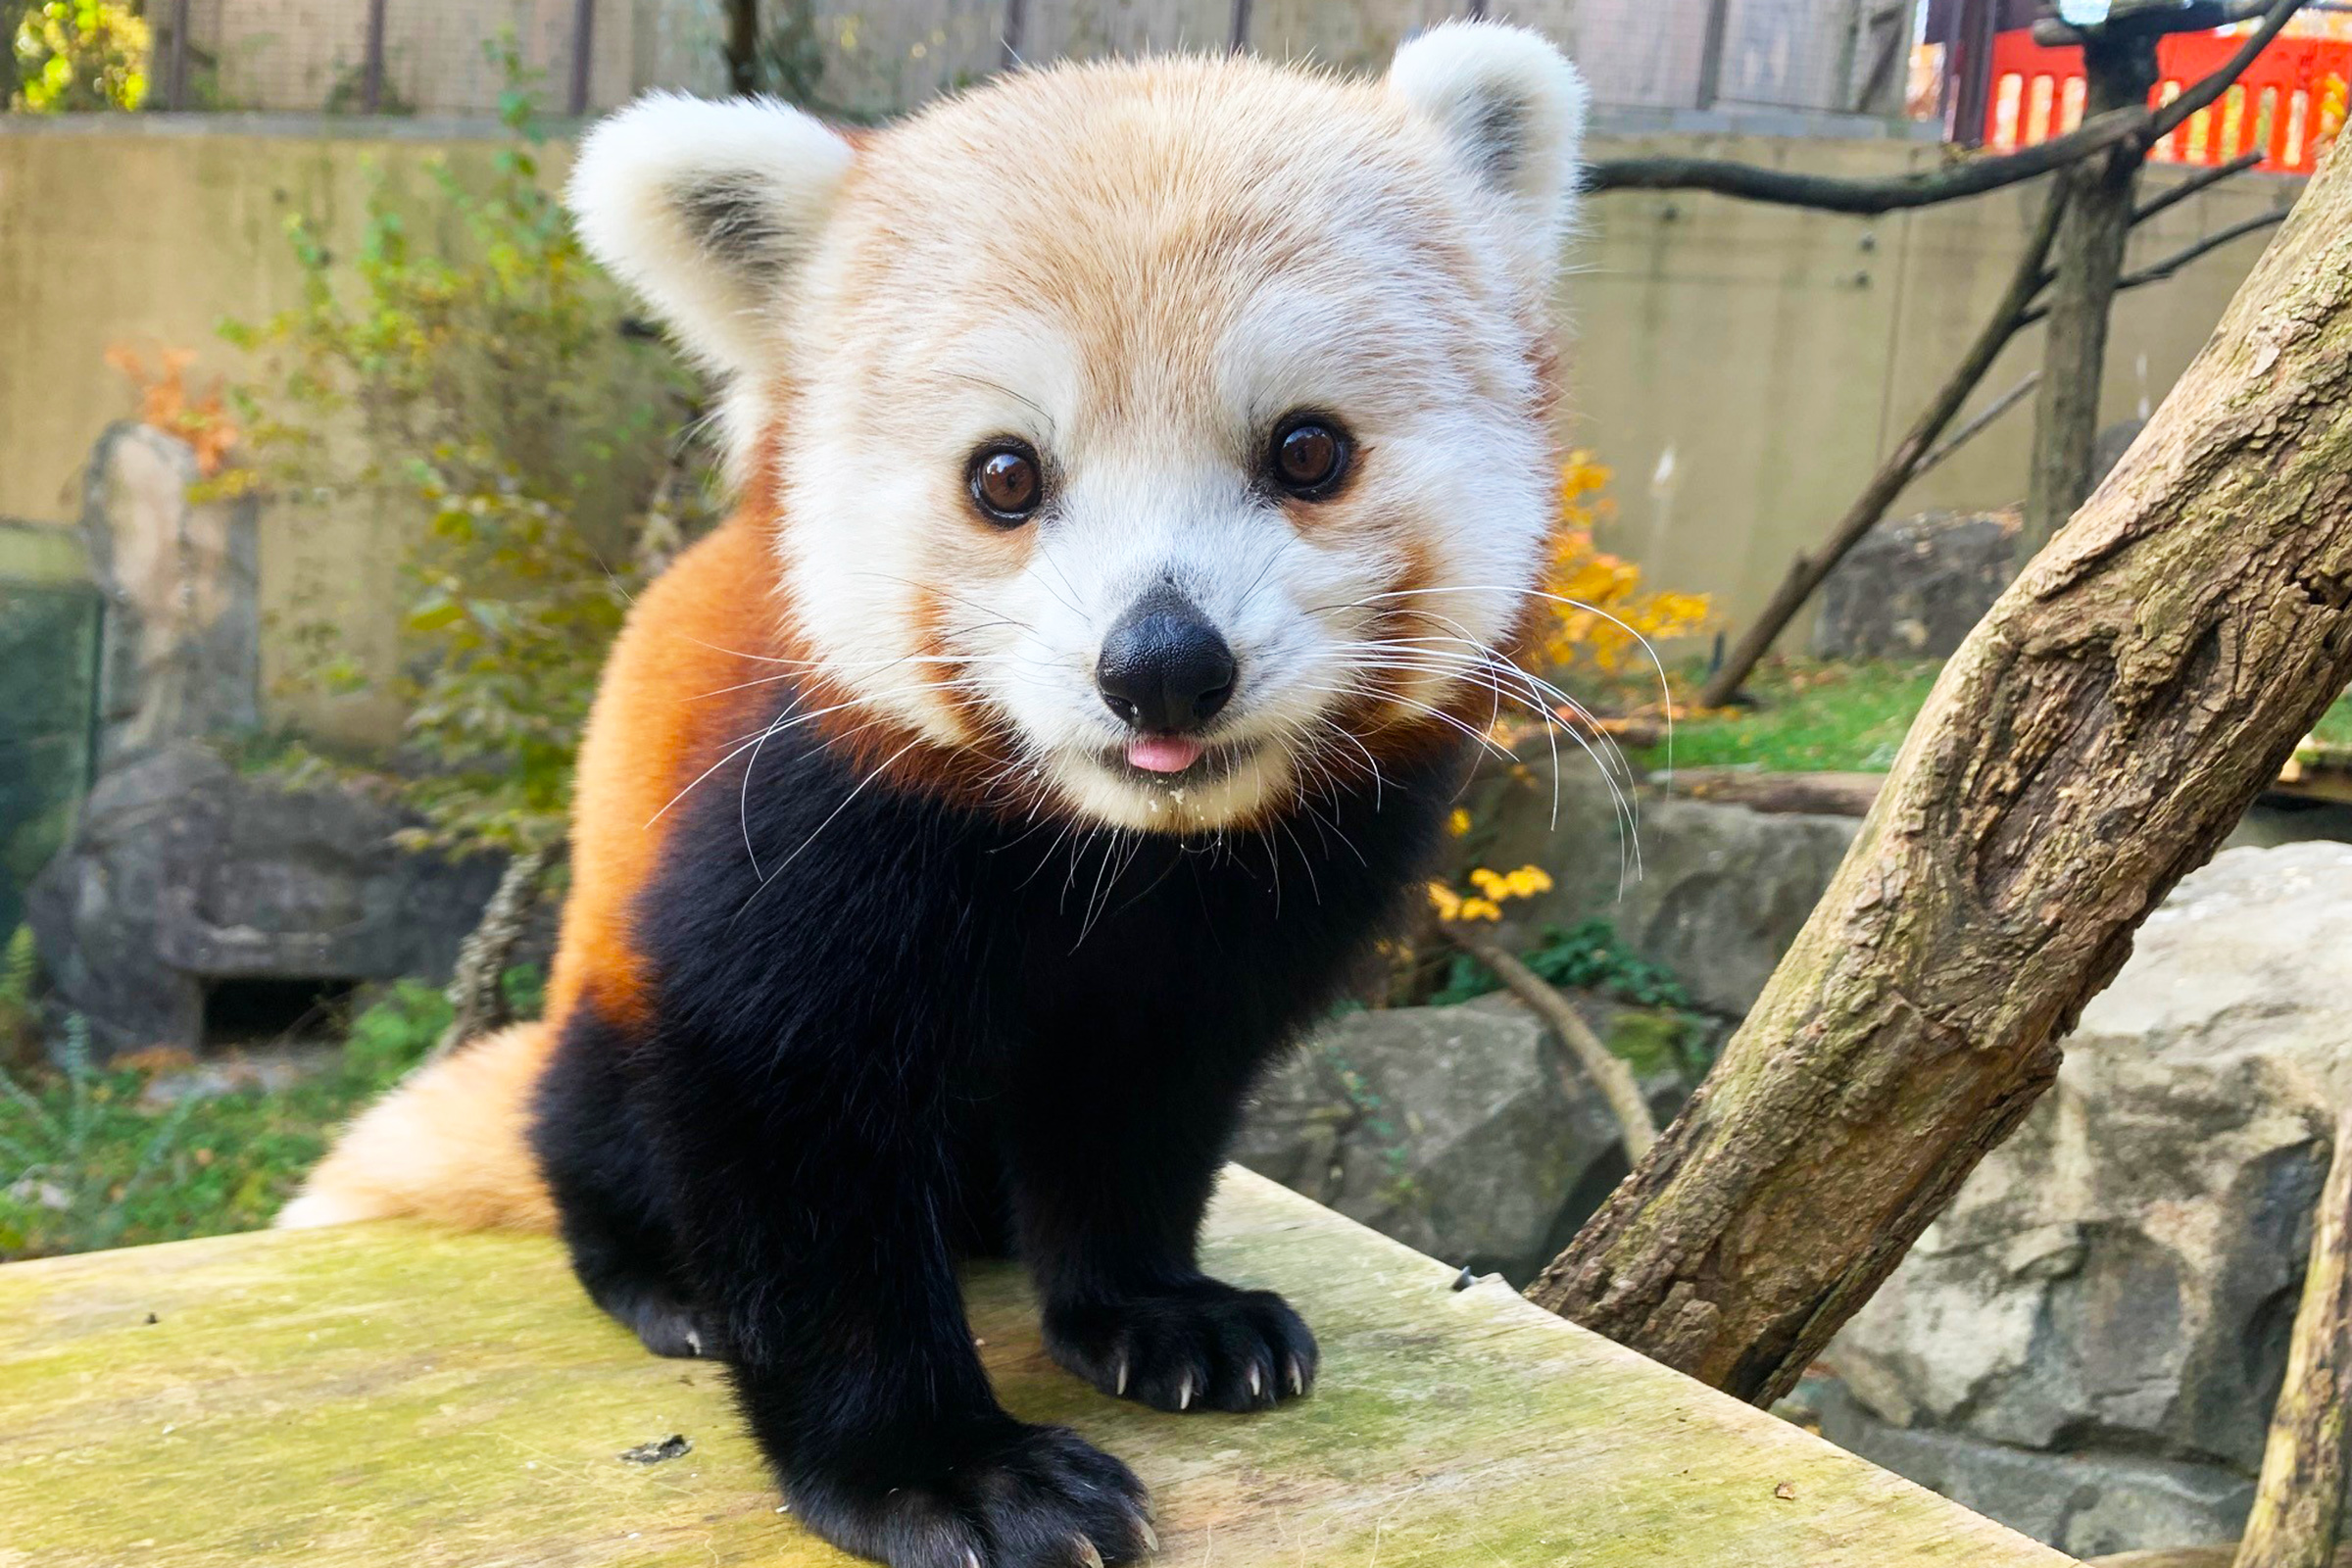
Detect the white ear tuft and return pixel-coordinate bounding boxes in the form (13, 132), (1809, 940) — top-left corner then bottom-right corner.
(567, 92), (854, 381)
(1389, 23), (1587, 286)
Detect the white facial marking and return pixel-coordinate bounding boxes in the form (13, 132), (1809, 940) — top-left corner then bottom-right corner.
(575, 26), (1587, 833)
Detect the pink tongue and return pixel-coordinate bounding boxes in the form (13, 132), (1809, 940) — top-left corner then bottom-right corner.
(1126, 735), (1205, 774)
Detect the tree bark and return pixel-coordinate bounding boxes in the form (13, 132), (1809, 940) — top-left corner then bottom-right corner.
(2234, 1108), (2352, 1568)
(1528, 140), (2352, 1404)
(722, 0), (760, 94)
(2025, 32), (2158, 545)
(430, 843), (560, 1063)
(1695, 185), (2067, 711)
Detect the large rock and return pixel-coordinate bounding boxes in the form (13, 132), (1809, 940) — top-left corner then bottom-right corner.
(1234, 993), (1693, 1284)
(1465, 762), (1859, 1020)
(1809, 1382), (2255, 1561)
(26, 743), (499, 1057)
(1825, 842), (2352, 1555)
(1810, 508), (2021, 661)
(79, 423), (260, 767)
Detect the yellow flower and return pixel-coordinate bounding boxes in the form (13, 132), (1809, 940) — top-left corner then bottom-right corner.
(1426, 881), (1463, 921)
(1446, 808), (1472, 838)
(1457, 898), (1503, 921)
(1538, 455), (1711, 678)
(1469, 866), (1506, 897)
(1502, 865), (1553, 899)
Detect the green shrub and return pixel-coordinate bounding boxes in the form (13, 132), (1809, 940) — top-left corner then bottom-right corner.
(221, 45), (717, 858)
(11, 0), (148, 111)
(0, 924), (36, 1069)
(1430, 918), (1716, 1078)
(0, 982), (463, 1261)
(341, 980), (454, 1085)
(0, 1018), (195, 1257)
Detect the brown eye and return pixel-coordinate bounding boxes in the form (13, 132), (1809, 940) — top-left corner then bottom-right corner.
(1269, 415), (1350, 499)
(968, 441), (1043, 525)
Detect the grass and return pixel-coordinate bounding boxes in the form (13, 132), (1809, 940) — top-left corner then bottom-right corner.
(1623, 657), (2352, 775)
(1629, 658), (1944, 775)
(2311, 691), (2352, 751)
(0, 981), (451, 1261)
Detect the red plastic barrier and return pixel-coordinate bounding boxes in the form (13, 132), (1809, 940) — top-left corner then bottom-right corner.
(1985, 27), (2347, 173)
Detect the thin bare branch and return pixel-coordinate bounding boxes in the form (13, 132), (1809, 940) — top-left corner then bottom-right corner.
(1583, 0), (2305, 217)
(1696, 183), (2068, 710)
(2016, 205), (2288, 325)
(2132, 149), (2264, 225)
(1442, 924), (1657, 1161)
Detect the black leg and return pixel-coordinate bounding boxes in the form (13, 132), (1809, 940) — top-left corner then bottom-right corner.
(1005, 1035), (1318, 1415)
(532, 1008), (718, 1360)
(636, 1023), (1155, 1568)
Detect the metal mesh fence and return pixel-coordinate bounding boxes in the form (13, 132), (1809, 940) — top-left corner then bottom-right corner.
(128, 0), (1924, 121)
(0, 557), (102, 939)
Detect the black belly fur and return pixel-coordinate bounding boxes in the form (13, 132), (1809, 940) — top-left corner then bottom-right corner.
(529, 687), (1464, 1565)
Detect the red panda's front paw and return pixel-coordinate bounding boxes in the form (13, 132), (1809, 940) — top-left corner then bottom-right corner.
(788, 1420), (1154, 1568)
(1045, 1280), (1319, 1414)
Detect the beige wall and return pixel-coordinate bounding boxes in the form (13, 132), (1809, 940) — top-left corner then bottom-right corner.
(0, 122), (545, 746)
(0, 118), (2301, 741)
(1572, 134), (2298, 641)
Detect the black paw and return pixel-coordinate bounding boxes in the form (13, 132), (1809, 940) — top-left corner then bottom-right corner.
(1046, 1278), (1318, 1413)
(603, 1282), (727, 1360)
(790, 1419), (1154, 1568)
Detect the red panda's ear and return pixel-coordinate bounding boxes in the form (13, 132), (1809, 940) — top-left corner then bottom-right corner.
(1388, 23), (1587, 293)
(568, 92), (854, 382)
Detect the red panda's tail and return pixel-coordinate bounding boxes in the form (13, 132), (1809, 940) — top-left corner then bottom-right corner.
(275, 1021), (559, 1234)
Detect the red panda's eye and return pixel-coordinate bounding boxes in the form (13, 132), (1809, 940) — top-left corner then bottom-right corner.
(1269, 416), (1350, 499)
(968, 442), (1043, 525)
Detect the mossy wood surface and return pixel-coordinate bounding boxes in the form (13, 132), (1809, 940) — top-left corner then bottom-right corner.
(0, 1169), (2069, 1567)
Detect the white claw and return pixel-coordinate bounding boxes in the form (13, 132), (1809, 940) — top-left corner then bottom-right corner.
(1114, 1357), (1129, 1397)
(684, 1330), (703, 1356)
(1176, 1375), (1194, 1411)
(1287, 1357), (1304, 1396)
(1248, 1363), (1262, 1397)
(965, 1553), (981, 1568)
(1075, 1536), (1105, 1568)
(1136, 1516), (1158, 1553)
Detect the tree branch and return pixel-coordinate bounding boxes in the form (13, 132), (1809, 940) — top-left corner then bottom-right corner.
(1583, 110), (2142, 215)
(1528, 141), (2352, 1405)
(2132, 148), (2264, 225)
(1915, 371), (2041, 481)
(1442, 924), (1658, 1161)
(1582, 0), (2305, 217)
(2016, 205), (2288, 325)
(1695, 184), (2068, 710)
(2233, 1107), (2352, 1568)
(2149, 0), (2310, 140)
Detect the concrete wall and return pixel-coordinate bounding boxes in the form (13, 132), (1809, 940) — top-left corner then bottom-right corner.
(0, 115), (2302, 740)
(1576, 132), (2297, 641)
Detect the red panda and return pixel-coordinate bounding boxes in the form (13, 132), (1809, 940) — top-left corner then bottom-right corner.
(282, 24), (1586, 1568)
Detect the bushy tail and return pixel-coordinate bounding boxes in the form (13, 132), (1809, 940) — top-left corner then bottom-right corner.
(276, 1021), (558, 1234)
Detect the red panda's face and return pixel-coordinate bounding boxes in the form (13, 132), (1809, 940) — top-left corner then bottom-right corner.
(572, 26), (1586, 833)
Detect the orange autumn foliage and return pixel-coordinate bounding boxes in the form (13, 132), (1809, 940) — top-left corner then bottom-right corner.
(1536, 452), (1710, 678)
(106, 345), (239, 477)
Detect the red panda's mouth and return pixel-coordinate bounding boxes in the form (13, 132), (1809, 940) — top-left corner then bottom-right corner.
(1098, 738), (1251, 789)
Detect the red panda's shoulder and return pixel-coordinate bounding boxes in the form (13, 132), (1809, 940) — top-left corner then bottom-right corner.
(545, 513), (785, 1034)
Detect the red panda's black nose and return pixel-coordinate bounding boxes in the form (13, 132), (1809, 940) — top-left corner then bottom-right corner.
(1096, 588), (1237, 734)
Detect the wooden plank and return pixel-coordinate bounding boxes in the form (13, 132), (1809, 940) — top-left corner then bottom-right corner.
(0, 1168), (2074, 1567)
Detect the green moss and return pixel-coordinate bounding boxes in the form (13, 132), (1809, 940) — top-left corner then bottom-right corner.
(0, 1173), (2071, 1567)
